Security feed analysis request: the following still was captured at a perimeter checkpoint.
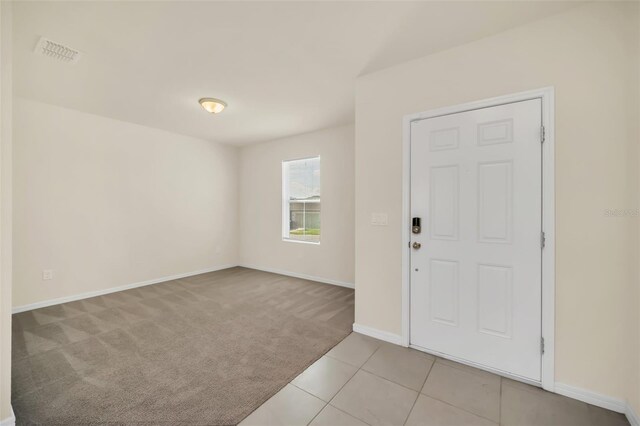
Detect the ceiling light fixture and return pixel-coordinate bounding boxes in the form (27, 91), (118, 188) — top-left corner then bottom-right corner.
(199, 98), (227, 114)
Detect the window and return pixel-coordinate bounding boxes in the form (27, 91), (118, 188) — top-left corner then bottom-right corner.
(282, 156), (320, 243)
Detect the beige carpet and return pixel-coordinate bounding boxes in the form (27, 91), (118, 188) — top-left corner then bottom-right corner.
(11, 267), (354, 425)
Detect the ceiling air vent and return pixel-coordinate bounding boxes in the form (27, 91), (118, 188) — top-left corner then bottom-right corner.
(34, 36), (82, 64)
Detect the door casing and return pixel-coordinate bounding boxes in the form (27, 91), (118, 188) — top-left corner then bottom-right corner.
(401, 87), (555, 391)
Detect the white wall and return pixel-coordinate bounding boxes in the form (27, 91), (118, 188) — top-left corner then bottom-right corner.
(239, 125), (354, 286)
(0, 1), (13, 423)
(13, 98), (239, 308)
(355, 1), (639, 409)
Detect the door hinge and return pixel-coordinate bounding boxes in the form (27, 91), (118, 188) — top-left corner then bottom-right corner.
(540, 125), (546, 144)
(541, 231), (546, 249)
(541, 337), (545, 354)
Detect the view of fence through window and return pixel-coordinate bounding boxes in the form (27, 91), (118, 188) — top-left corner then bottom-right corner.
(282, 156), (320, 243)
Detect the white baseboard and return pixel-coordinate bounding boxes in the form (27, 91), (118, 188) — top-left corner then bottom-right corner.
(12, 264), (237, 314)
(556, 382), (640, 426)
(0, 406), (15, 426)
(627, 403), (640, 426)
(352, 323), (403, 345)
(239, 264), (354, 289)
(554, 382), (626, 414)
(13, 264), (353, 314)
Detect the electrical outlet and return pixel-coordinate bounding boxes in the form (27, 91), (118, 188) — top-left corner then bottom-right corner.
(42, 269), (54, 280)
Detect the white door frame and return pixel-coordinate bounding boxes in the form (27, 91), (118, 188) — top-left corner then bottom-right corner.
(401, 87), (555, 391)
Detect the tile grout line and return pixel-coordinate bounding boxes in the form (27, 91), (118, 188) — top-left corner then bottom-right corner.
(302, 399), (327, 426)
(360, 356), (436, 394)
(329, 338), (436, 426)
(333, 405), (372, 426)
(359, 367), (427, 394)
(402, 356), (435, 426)
(419, 394), (501, 425)
(421, 360), (501, 424)
(402, 393), (421, 426)
(402, 379), (425, 425)
(304, 337), (381, 426)
(290, 382), (329, 403)
(296, 336), (502, 426)
(322, 339), (386, 425)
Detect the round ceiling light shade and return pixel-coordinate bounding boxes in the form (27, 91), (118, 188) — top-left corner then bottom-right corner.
(199, 98), (227, 114)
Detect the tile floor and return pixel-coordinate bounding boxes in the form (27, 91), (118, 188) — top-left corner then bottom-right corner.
(240, 333), (630, 426)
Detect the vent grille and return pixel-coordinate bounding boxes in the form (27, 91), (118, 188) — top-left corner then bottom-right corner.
(34, 37), (82, 64)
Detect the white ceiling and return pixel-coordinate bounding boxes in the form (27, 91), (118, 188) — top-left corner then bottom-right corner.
(14, 1), (580, 145)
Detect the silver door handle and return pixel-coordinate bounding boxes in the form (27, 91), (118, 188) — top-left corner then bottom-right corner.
(412, 242), (422, 249)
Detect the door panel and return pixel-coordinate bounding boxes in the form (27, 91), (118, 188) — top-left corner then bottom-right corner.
(410, 99), (542, 381)
(429, 259), (459, 326)
(478, 161), (512, 243)
(430, 166), (459, 240)
(477, 264), (513, 338)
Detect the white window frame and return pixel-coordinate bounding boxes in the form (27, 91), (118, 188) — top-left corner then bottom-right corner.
(282, 155), (321, 245)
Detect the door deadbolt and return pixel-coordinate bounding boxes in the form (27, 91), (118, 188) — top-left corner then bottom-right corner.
(412, 217), (421, 234)
(412, 242), (422, 249)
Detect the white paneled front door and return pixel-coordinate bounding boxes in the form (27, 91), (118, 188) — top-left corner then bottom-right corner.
(410, 99), (542, 381)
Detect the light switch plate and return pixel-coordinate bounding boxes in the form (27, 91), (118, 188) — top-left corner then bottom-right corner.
(42, 269), (54, 280)
(371, 213), (388, 226)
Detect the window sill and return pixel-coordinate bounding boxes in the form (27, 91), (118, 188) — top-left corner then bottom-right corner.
(282, 238), (320, 245)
